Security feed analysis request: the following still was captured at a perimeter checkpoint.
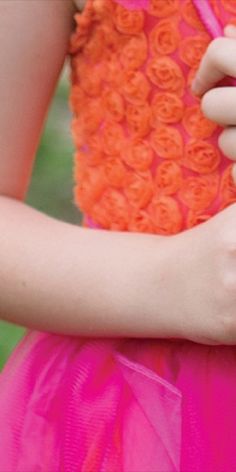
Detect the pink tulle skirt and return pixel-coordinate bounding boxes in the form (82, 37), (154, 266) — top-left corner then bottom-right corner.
(0, 330), (236, 471)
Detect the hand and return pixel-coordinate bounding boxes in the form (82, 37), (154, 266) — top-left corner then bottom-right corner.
(170, 203), (236, 345)
(192, 25), (236, 182)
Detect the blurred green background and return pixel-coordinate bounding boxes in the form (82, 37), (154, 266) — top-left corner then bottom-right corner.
(0, 62), (82, 370)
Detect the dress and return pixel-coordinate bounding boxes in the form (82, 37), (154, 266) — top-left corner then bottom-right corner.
(1, 0), (236, 470)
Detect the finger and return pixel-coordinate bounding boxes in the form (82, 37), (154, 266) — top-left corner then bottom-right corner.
(192, 37), (236, 96)
(218, 128), (236, 185)
(224, 24), (236, 40)
(218, 127), (236, 160)
(201, 87), (236, 125)
(232, 163), (236, 185)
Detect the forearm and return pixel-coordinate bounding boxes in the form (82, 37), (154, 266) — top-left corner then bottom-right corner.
(0, 196), (180, 338)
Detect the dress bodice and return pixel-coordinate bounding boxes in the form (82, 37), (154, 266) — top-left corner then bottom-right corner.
(68, 0), (236, 235)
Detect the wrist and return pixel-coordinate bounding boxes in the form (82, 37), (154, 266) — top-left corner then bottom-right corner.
(134, 233), (186, 339)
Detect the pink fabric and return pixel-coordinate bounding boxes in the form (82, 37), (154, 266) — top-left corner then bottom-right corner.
(1, 332), (236, 470)
(1, 1), (236, 471)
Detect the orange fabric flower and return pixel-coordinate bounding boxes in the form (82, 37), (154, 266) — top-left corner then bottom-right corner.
(69, 86), (86, 114)
(149, 195), (183, 235)
(122, 139), (154, 172)
(91, 189), (130, 231)
(102, 157), (129, 188)
(221, 0), (236, 14)
(73, 163), (106, 214)
(179, 34), (210, 68)
(82, 28), (105, 63)
(183, 140), (220, 174)
(102, 89), (124, 122)
(128, 209), (155, 233)
(124, 171), (154, 209)
(121, 70), (151, 104)
(146, 56), (185, 95)
(102, 122), (125, 155)
(114, 4), (144, 35)
(182, 0), (205, 30)
(69, 29), (88, 55)
(151, 92), (184, 125)
(86, 135), (104, 166)
(154, 161), (183, 195)
(120, 33), (148, 70)
(126, 103), (152, 138)
(178, 173), (219, 211)
(149, 19), (181, 55)
(148, 0), (178, 18)
(182, 105), (217, 139)
(78, 98), (103, 135)
(210, 0), (221, 17)
(186, 211), (211, 229)
(76, 62), (104, 97)
(102, 54), (123, 86)
(150, 126), (183, 159)
(219, 164), (236, 208)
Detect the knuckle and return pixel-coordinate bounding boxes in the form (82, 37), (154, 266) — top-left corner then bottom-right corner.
(218, 129), (236, 160)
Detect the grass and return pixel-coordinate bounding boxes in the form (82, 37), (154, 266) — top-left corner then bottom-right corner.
(0, 64), (81, 370)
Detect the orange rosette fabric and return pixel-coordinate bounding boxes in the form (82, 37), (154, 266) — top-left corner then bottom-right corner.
(182, 0), (206, 30)
(128, 209), (155, 233)
(178, 173), (219, 211)
(102, 90), (125, 122)
(124, 171), (154, 209)
(149, 19), (181, 55)
(183, 140), (220, 174)
(102, 157), (129, 188)
(179, 34), (210, 69)
(121, 70), (151, 104)
(186, 211), (211, 229)
(151, 92), (184, 125)
(78, 98), (103, 136)
(69, 86), (86, 115)
(221, 0), (236, 14)
(102, 122), (125, 155)
(86, 135), (104, 166)
(120, 33), (148, 70)
(102, 54), (123, 87)
(147, 0), (178, 18)
(122, 140), (154, 172)
(219, 164), (236, 208)
(154, 161), (183, 195)
(149, 195), (183, 235)
(182, 105), (217, 139)
(91, 189), (130, 231)
(73, 162), (106, 214)
(150, 126), (183, 159)
(126, 103), (152, 138)
(146, 56), (185, 95)
(114, 4), (144, 34)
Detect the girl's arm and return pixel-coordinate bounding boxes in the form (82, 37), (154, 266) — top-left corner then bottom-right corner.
(0, 196), (178, 338)
(0, 0), (181, 340)
(0, 0), (75, 200)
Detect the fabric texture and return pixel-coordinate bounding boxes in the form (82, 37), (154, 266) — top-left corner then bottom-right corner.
(1, 0), (236, 470)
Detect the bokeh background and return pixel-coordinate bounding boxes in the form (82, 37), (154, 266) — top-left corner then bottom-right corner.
(0, 62), (82, 370)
